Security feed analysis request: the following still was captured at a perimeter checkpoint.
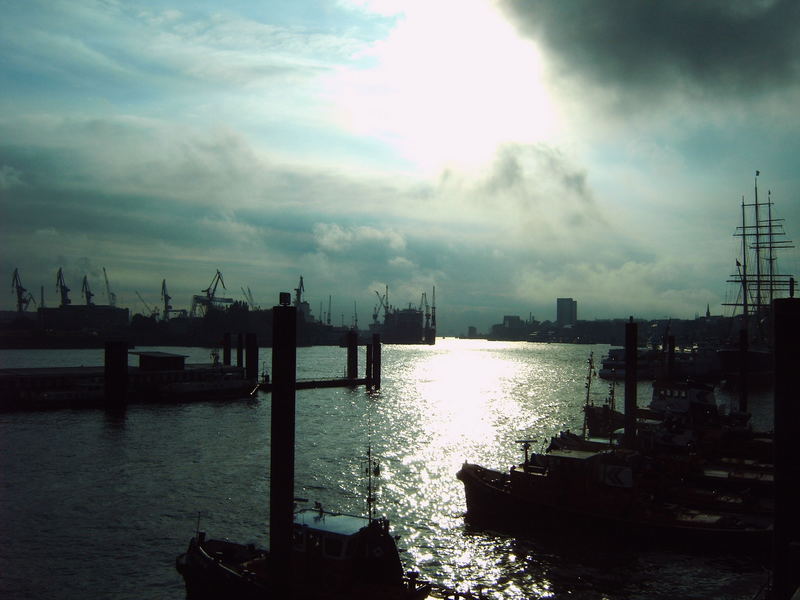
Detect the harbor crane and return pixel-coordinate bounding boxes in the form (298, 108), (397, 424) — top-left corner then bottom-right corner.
(161, 279), (187, 320)
(81, 275), (95, 306)
(373, 285), (389, 324)
(190, 269), (233, 317)
(103, 267), (117, 307)
(11, 268), (36, 313)
(135, 291), (159, 318)
(431, 286), (436, 329)
(419, 292), (430, 331)
(294, 276), (305, 308)
(56, 268), (71, 307)
(241, 286), (257, 309)
(162, 279), (172, 321)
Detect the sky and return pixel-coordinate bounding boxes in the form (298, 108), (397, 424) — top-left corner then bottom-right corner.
(2, 0), (799, 335)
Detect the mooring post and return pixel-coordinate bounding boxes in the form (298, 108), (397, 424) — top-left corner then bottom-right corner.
(270, 295), (296, 595)
(222, 332), (231, 366)
(245, 333), (258, 380)
(772, 298), (800, 600)
(623, 318), (637, 448)
(365, 342), (374, 387)
(667, 335), (675, 379)
(236, 332), (244, 368)
(346, 329), (358, 380)
(372, 333), (381, 390)
(104, 340), (128, 406)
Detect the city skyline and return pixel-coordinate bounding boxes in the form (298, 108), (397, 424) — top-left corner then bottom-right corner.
(2, 1), (799, 336)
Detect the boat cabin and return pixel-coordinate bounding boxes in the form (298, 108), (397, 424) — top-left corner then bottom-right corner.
(649, 380), (716, 414)
(291, 509), (404, 590)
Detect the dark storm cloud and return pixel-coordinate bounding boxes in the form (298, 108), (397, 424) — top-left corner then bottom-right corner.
(500, 0), (800, 100)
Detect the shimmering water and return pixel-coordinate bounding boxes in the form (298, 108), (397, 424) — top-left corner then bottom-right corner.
(0, 340), (771, 599)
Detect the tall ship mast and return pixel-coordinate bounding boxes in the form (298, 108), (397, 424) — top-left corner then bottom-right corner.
(720, 171), (795, 379)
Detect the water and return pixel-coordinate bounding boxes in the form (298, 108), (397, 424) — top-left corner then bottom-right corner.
(0, 340), (771, 599)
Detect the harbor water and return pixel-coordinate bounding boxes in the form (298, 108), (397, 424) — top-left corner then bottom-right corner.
(0, 340), (773, 599)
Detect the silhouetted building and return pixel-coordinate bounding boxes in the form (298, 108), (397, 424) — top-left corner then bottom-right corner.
(556, 298), (577, 326)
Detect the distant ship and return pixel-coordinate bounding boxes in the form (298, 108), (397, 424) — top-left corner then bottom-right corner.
(368, 285), (436, 345)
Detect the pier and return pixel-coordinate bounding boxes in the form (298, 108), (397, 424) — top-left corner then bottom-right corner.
(0, 327), (381, 411)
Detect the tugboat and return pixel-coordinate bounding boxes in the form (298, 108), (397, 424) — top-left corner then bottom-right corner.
(176, 501), (431, 599)
(457, 441), (772, 546)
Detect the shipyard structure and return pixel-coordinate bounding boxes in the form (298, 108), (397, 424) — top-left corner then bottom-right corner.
(4, 269), (435, 348)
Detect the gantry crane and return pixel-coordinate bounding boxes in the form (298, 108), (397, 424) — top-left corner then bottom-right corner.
(135, 291), (159, 318)
(373, 285), (389, 324)
(162, 279), (172, 321)
(241, 286), (257, 309)
(161, 279), (187, 320)
(294, 276), (305, 308)
(81, 275), (95, 306)
(190, 270), (233, 317)
(56, 268), (71, 307)
(103, 267), (117, 307)
(419, 292), (430, 331)
(11, 268), (36, 313)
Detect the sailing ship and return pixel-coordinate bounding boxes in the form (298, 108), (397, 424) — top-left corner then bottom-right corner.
(719, 171), (795, 379)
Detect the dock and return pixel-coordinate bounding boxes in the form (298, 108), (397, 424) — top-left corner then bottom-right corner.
(0, 329), (381, 411)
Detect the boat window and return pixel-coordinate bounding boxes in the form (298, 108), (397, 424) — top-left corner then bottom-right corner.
(324, 537), (344, 558)
(308, 532), (322, 553)
(292, 529), (305, 550)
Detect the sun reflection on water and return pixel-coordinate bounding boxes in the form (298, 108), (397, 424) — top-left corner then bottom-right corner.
(294, 340), (766, 599)
(360, 340), (602, 598)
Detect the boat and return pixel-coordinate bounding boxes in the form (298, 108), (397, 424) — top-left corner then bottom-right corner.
(457, 443), (773, 546)
(176, 503), (431, 600)
(597, 347), (661, 380)
(582, 374), (770, 460)
(719, 171), (796, 381)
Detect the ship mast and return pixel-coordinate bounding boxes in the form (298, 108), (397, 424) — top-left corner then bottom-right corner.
(725, 171), (795, 343)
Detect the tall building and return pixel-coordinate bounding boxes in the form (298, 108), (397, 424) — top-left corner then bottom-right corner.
(556, 298), (577, 326)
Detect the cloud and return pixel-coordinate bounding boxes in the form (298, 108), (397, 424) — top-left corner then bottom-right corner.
(0, 165), (23, 189)
(313, 223), (406, 253)
(500, 1), (800, 105)
(435, 143), (608, 253)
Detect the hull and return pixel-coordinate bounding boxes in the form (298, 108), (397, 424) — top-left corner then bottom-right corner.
(457, 462), (772, 548)
(177, 531), (431, 600)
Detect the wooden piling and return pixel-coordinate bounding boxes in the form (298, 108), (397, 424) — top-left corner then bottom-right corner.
(372, 333), (381, 390)
(270, 303), (296, 595)
(104, 340), (128, 406)
(236, 333), (243, 367)
(623, 319), (637, 448)
(346, 329), (358, 380)
(222, 332), (231, 366)
(245, 333), (258, 380)
(666, 335), (675, 379)
(365, 342), (373, 387)
(772, 298), (800, 600)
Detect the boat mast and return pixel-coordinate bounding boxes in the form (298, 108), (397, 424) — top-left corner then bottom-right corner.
(754, 172), (763, 320)
(740, 195), (749, 334)
(767, 189), (775, 307)
(581, 352), (594, 439)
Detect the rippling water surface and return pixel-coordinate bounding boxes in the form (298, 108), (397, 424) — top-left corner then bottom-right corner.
(0, 340), (771, 599)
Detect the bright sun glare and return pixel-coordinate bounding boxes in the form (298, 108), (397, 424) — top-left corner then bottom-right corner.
(333, 0), (556, 171)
